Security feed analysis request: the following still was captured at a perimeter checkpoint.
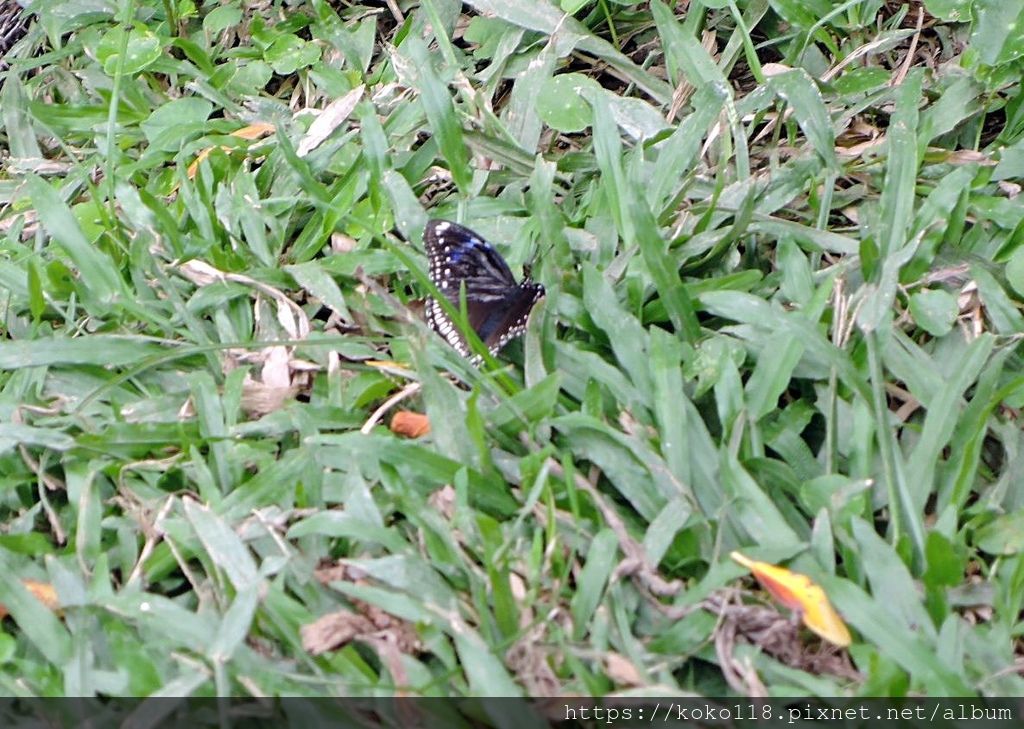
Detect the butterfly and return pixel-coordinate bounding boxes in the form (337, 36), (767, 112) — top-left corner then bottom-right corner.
(424, 219), (545, 357)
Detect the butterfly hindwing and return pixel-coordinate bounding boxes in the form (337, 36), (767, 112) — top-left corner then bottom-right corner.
(424, 219), (544, 356)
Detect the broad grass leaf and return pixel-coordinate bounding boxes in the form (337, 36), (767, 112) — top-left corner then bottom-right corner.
(923, 531), (963, 589)
(766, 68), (838, 170)
(505, 37), (555, 151)
(769, 0), (835, 28)
(183, 499), (259, 591)
(97, 25), (163, 76)
(1006, 245), (1024, 297)
(969, 0), (1024, 65)
(649, 329), (689, 488)
(398, 34), (471, 192)
(341, 554), (457, 609)
(553, 413), (664, 520)
(630, 198), (701, 342)
(826, 576), (972, 695)
(203, 5), (242, 34)
(904, 334), (993, 512)
(0, 552), (71, 666)
(877, 70), (924, 259)
(454, 629), (522, 697)
(264, 34), (321, 75)
(487, 371), (561, 432)
(207, 585), (260, 662)
(286, 261), (352, 321)
(651, 0), (728, 88)
(0, 423), (75, 454)
(971, 264), (1024, 334)
(745, 333), (804, 421)
(140, 98), (213, 152)
(720, 452), (802, 551)
(69, 462), (103, 564)
(924, 0), (971, 22)
(581, 265), (651, 393)
(851, 518), (934, 636)
(536, 73), (599, 133)
(975, 512), (1024, 556)
(570, 528), (618, 638)
(288, 512), (412, 553)
(467, 0), (672, 103)
(0, 336), (167, 370)
(25, 176), (126, 306)
(909, 289), (959, 336)
(648, 84), (727, 212)
(1, 70), (42, 159)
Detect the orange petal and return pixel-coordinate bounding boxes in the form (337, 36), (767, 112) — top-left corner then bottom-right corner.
(185, 124), (277, 179)
(186, 147), (212, 179)
(25, 580), (59, 610)
(0, 580), (60, 619)
(231, 122), (276, 140)
(731, 551), (851, 647)
(366, 360), (412, 374)
(391, 411), (431, 438)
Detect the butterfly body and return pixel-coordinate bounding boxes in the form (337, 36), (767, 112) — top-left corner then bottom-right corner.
(424, 219), (544, 356)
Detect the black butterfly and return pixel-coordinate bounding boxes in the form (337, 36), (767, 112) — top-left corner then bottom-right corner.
(424, 219), (545, 357)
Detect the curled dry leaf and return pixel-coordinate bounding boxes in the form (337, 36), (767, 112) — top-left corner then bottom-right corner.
(300, 612), (410, 686)
(705, 591), (858, 683)
(998, 180), (1021, 198)
(301, 611), (373, 655)
(177, 260), (310, 339)
(390, 411), (431, 438)
(505, 624), (560, 697)
(309, 562), (421, 655)
(178, 260), (316, 414)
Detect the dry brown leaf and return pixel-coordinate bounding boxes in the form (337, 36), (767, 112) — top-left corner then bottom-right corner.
(705, 591), (860, 684)
(260, 345), (292, 389)
(391, 411), (431, 438)
(506, 627), (560, 696)
(301, 611), (374, 655)
(428, 484), (456, 519)
(240, 382), (299, 417)
(331, 231), (358, 253)
(604, 651), (644, 686)
(177, 260), (316, 414)
(307, 562), (422, 656)
(509, 572), (533, 631)
(944, 149), (994, 165)
(998, 181), (1021, 198)
(296, 85), (365, 157)
(762, 62), (792, 77)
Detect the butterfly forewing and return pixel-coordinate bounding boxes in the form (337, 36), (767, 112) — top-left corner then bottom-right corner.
(424, 219), (544, 356)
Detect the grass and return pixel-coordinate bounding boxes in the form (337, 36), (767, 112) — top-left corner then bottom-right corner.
(1, 0), (1023, 698)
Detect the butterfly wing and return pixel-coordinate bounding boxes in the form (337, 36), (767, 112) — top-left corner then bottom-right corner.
(424, 220), (544, 355)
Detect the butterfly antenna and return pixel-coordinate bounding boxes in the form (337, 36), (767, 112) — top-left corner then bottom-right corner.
(524, 230), (557, 281)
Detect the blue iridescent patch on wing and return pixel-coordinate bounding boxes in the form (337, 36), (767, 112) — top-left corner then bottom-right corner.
(424, 219), (545, 357)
